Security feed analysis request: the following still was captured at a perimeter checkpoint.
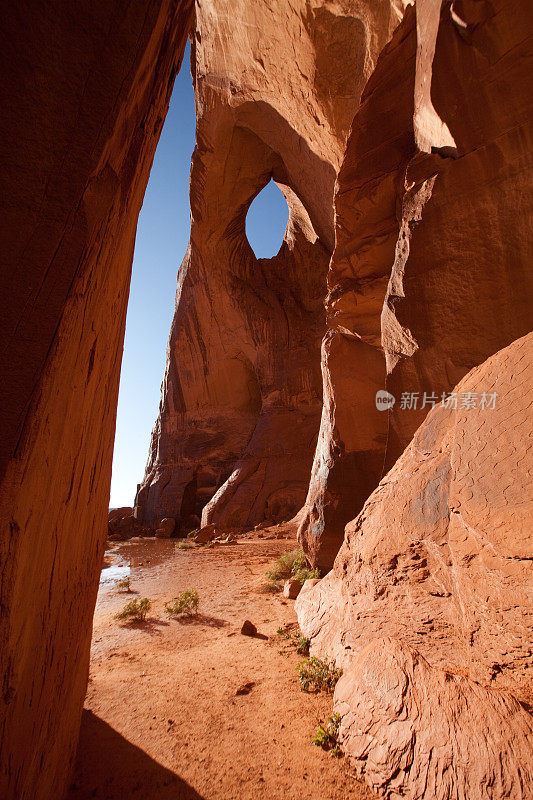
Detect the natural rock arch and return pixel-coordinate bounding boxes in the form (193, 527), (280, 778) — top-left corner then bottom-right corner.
(0, 4), (404, 793)
(134, 0), (402, 534)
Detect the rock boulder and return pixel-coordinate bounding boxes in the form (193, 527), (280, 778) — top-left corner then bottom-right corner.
(155, 517), (175, 538)
(296, 334), (533, 799)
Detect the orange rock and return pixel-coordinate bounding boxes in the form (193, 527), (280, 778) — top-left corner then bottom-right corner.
(240, 620), (257, 637)
(155, 518), (175, 538)
(135, 0), (405, 532)
(195, 523), (217, 544)
(108, 507), (134, 523)
(299, 0), (533, 569)
(283, 578), (303, 600)
(336, 637), (533, 800)
(296, 335), (533, 799)
(0, 3), (193, 798)
(0, 1), (531, 798)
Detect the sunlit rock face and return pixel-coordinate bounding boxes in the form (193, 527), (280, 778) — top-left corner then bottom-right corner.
(297, 334), (533, 800)
(0, 3), (193, 799)
(135, 0), (405, 531)
(298, 0), (533, 569)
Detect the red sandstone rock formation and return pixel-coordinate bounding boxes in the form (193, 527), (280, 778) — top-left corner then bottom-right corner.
(0, 2), (531, 799)
(135, 0), (405, 532)
(299, 0), (533, 569)
(296, 334), (533, 798)
(108, 508), (151, 541)
(0, 3), (193, 799)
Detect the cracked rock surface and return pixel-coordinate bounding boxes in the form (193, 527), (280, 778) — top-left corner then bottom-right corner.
(297, 334), (533, 799)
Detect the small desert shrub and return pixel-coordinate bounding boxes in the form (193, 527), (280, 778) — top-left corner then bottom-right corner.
(266, 548), (310, 581)
(257, 581), (282, 594)
(276, 626), (293, 639)
(265, 548), (321, 588)
(115, 577), (131, 592)
(164, 589), (199, 616)
(276, 626), (310, 655)
(187, 529), (198, 538)
(295, 634), (311, 655)
(293, 566), (321, 584)
(296, 656), (342, 693)
(115, 597), (151, 622)
(313, 713), (342, 757)
(175, 541), (195, 550)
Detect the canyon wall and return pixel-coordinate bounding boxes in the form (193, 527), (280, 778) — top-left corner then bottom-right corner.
(299, 0), (533, 568)
(0, 3), (193, 798)
(135, 0), (407, 530)
(295, 4), (533, 793)
(1, 2), (531, 799)
(297, 333), (533, 798)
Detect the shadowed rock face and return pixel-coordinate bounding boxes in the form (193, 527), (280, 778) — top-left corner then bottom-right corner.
(0, 3), (193, 799)
(297, 334), (533, 799)
(134, 0), (405, 531)
(298, 0), (533, 569)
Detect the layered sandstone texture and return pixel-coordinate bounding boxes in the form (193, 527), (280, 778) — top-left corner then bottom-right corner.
(0, 3), (193, 799)
(297, 334), (533, 799)
(299, 0), (533, 568)
(135, 0), (407, 531)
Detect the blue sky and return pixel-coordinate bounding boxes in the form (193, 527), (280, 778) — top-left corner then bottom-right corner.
(110, 43), (289, 507)
(247, 180), (289, 257)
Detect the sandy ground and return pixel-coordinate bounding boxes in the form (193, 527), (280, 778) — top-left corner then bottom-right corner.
(67, 534), (375, 800)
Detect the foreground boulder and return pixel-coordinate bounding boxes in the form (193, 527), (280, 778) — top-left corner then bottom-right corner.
(195, 523), (217, 544)
(335, 638), (533, 800)
(240, 620), (257, 637)
(283, 578), (302, 599)
(296, 335), (533, 799)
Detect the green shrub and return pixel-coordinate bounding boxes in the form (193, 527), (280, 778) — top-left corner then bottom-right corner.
(266, 548), (306, 582)
(276, 626), (310, 654)
(175, 541), (195, 549)
(293, 566), (321, 584)
(295, 634), (311, 655)
(265, 548), (321, 586)
(296, 656), (342, 693)
(187, 529), (198, 538)
(115, 577), (131, 592)
(276, 626), (293, 639)
(115, 597), (151, 622)
(164, 589), (199, 616)
(313, 713), (342, 757)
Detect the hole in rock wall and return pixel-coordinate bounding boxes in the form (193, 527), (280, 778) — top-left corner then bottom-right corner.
(245, 179), (289, 258)
(109, 42), (195, 511)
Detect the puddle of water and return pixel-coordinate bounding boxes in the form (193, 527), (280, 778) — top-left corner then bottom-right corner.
(100, 546), (130, 588)
(100, 560), (130, 585)
(99, 538), (179, 590)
